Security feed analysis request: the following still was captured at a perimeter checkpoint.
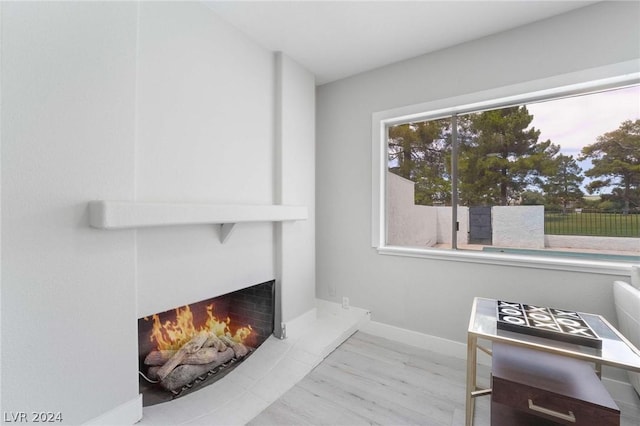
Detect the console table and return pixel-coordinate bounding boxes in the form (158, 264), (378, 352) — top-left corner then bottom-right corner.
(466, 297), (640, 426)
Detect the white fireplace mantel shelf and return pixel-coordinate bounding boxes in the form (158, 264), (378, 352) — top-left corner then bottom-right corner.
(88, 201), (308, 243)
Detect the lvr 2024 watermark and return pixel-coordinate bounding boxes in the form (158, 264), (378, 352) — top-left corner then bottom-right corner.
(3, 412), (63, 423)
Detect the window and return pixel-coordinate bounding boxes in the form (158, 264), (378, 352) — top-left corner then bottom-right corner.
(372, 67), (640, 272)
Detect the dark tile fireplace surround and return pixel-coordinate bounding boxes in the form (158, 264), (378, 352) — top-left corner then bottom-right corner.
(138, 280), (275, 406)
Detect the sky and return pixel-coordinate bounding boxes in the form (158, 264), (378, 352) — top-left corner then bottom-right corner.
(526, 85), (640, 193)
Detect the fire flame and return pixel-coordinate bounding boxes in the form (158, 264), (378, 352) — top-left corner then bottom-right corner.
(146, 304), (253, 351)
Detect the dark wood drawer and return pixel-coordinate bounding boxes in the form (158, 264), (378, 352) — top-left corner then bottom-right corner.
(491, 343), (619, 426)
(491, 399), (572, 426)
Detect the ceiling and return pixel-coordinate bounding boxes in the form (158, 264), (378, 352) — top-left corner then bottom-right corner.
(204, 1), (597, 85)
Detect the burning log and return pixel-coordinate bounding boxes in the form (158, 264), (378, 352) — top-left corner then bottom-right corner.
(145, 347), (229, 380)
(155, 332), (208, 381)
(160, 347), (235, 392)
(146, 366), (161, 381)
(204, 333), (227, 352)
(144, 348), (220, 366)
(144, 350), (175, 366)
(220, 335), (249, 358)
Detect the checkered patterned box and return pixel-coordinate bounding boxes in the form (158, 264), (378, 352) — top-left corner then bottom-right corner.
(496, 300), (602, 349)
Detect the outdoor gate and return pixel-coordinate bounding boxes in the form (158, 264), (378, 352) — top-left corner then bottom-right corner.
(469, 206), (492, 245)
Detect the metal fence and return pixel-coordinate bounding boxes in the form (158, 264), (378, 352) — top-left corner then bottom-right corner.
(544, 209), (640, 238)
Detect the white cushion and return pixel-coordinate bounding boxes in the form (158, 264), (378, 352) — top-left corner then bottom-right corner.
(613, 280), (640, 396)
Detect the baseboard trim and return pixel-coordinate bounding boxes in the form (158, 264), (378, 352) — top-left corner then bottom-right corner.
(83, 394), (142, 425)
(361, 320), (493, 363)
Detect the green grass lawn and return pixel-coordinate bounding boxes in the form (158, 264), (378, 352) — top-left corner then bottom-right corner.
(544, 212), (639, 237)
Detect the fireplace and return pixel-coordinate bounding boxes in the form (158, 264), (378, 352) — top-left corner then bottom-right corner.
(138, 280), (275, 406)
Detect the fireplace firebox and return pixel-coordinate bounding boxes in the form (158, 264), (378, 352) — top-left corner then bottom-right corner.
(138, 280), (275, 406)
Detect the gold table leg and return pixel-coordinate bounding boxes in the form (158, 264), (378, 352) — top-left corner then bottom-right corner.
(465, 334), (477, 426)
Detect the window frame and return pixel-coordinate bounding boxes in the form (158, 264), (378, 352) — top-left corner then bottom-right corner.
(371, 61), (640, 275)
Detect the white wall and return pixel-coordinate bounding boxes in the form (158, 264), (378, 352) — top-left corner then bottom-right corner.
(316, 1), (639, 354)
(1, 2), (138, 423)
(276, 54), (317, 326)
(1, 2), (316, 424)
(135, 2), (278, 318)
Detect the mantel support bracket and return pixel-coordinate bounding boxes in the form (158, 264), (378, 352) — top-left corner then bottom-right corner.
(219, 223), (236, 244)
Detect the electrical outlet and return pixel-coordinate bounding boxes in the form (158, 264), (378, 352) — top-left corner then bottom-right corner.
(342, 296), (350, 309)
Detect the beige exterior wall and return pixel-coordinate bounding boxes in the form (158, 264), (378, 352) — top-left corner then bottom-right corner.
(387, 173), (437, 247)
(493, 206), (545, 249)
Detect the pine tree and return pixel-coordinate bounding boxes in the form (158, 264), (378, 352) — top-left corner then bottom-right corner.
(459, 106), (559, 206)
(542, 154), (584, 213)
(580, 119), (640, 214)
(387, 118), (452, 205)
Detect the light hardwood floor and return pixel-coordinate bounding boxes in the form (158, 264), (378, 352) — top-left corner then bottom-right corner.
(249, 332), (640, 426)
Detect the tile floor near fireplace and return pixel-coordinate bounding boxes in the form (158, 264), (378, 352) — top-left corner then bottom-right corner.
(138, 300), (370, 425)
